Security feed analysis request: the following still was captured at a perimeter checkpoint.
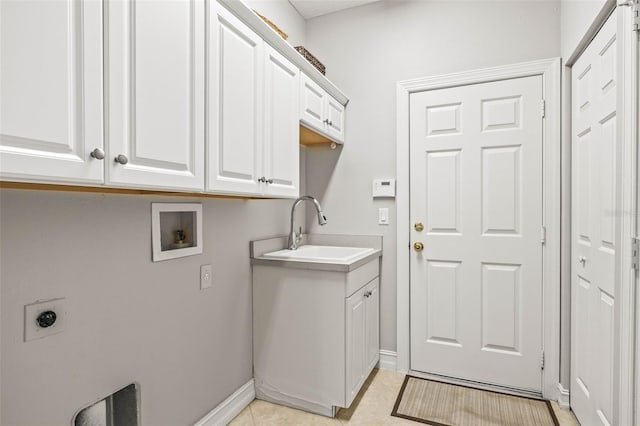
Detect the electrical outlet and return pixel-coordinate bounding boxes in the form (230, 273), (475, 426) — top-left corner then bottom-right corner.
(24, 298), (68, 342)
(200, 264), (213, 289)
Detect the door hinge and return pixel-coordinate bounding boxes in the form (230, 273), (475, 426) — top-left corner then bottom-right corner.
(540, 226), (546, 245)
(541, 99), (546, 118)
(632, 237), (640, 270)
(540, 351), (545, 370)
(619, 0), (640, 31)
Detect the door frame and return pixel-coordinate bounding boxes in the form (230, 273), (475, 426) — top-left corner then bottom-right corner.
(562, 3), (638, 424)
(396, 58), (562, 399)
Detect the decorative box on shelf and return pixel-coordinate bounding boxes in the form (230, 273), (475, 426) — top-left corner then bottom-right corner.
(295, 46), (326, 75)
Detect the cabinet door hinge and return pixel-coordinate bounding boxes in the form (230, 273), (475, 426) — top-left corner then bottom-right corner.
(540, 226), (547, 245)
(632, 237), (640, 270)
(540, 351), (545, 370)
(541, 99), (546, 118)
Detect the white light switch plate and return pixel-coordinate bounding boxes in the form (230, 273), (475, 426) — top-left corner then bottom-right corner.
(201, 264), (213, 289)
(24, 298), (68, 342)
(378, 208), (390, 225)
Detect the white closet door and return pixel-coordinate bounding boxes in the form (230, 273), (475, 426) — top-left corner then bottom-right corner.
(207, 2), (263, 195)
(106, 0), (205, 191)
(409, 75), (544, 392)
(0, 0), (103, 184)
(263, 45), (299, 198)
(571, 11), (618, 426)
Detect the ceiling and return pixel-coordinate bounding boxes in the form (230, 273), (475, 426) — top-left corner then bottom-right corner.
(288, 0), (381, 19)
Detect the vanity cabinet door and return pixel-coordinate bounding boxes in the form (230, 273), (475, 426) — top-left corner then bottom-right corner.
(0, 0), (104, 184)
(346, 287), (367, 407)
(207, 2), (264, 195)
(106, 0), (205, 191)
(262, 45), (299, 198)
(365, 279), (380, 371)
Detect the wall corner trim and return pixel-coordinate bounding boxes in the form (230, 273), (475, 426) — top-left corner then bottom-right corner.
(557, 383), (570, 408)
(377, 350), (398, 371)
(194, 379), (255, 426)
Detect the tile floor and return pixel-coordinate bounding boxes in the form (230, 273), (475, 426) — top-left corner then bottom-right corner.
(229, 369), (580, 426)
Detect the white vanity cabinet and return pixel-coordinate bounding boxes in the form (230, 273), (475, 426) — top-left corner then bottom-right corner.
(0, 0), (104, 185)
(207, 2), (299, 198)
(252, 257), (380, 417)
(300, 73), (345, 144)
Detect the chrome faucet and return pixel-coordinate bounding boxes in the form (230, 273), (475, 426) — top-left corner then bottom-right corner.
(288, 195), (327, 250)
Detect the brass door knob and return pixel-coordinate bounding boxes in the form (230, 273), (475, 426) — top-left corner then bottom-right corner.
(414, 242), (424, 252)
(414, 222), (424, 232)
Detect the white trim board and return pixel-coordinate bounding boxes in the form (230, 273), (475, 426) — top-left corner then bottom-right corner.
(557, 383), (570, 409)
(194, 379), (255, 426)
(377, 350), (398, 371)
(396, 58), (562, 400)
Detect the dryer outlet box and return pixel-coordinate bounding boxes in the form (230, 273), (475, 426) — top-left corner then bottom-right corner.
(24, 298), (68, 342)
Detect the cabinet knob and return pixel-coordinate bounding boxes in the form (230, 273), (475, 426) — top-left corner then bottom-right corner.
(90, 148), (105, 160)
(323, 119), (329, 125)
(414, 222), (424, 232)
(413, 242), (424, 252)
(579, 256), (587, 265)
(114, 154), (129, 165)
(258, 176), (266, 183)
(267, 178), (273, 184)
(328, 120), (333, 126)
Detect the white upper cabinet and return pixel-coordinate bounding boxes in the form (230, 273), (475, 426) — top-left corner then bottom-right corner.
(0, 0), (104, 184)
(208, 2), (299, 198)
(326, 97), (345, 143)
(105, 0), (205, 191)
(300, 73), (345, 144)
(263, 45), (300, 198)
(208, 3), (263, 195)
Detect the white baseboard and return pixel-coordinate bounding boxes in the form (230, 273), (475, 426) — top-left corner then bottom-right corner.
(194, 379), (255, 426)
(377, 350), (398, 371)
(557, 383), (570, 408)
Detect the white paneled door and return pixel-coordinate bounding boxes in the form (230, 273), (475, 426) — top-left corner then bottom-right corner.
(571, 12), (618, 426)
(0, 0), (103, 184)
(106, 0), (205, 191)
(409, 76), (544, 392)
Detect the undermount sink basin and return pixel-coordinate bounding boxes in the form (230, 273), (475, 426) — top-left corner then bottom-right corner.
(262, 245), (376, 264)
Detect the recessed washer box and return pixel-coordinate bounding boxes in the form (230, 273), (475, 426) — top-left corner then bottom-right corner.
(151, 203), (203, 262)
(24, 298), (68, 342)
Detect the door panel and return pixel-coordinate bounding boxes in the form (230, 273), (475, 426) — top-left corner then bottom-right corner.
(106, 0), (204, 190)
(0, 0), (103, 183)
(300, 74), (325, 132)
(207, 3), (263, 195)
(410, 75), (543, 392)
(263, 45), (299, 198)
(571, 11), (618, 426)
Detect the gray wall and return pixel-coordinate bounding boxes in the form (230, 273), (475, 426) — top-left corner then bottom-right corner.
(245, 0), (306, 47)
(303, 0), (561, 352)
(0, 190), (293, 425)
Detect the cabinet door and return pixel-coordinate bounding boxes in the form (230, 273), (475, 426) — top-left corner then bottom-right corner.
(106, 0), (205, 191)
(0, 0), (103, 184)
(345, 288), (366, 407)
(300, 73), (326, 133)
(365, 279), (380, 371)
(326, 96), (345, 143)
(208, 3), (263, 195)
(263, 45), (299, 198)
